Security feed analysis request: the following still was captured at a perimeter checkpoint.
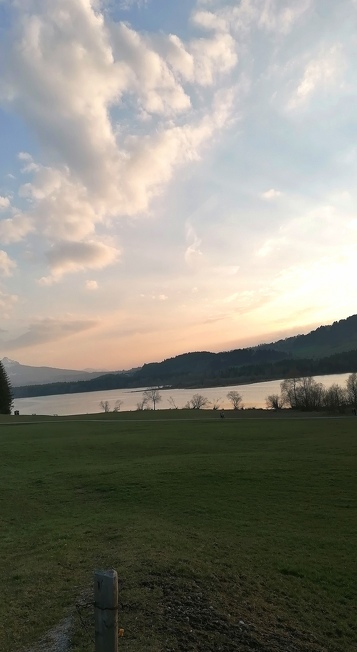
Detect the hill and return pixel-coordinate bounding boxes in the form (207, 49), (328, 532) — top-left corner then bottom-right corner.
(1, 357), (108, 387)
(260, 314), (357, 358)
(11, 314), (357, 398)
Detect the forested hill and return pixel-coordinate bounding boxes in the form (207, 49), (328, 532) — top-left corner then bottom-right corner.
(12, 313), (357, 398)
(260, 314), (357, 358)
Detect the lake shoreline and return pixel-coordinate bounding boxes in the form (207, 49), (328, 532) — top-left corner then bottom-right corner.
(12, 373), (352, 416)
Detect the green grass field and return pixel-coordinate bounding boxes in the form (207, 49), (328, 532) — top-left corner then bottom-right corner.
(0, 411), (356, 651)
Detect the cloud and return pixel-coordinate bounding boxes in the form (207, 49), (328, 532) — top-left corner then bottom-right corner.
(3, 317), (99, 350)
(261, 188), (282, 200)
(190, 32), (237, 85)
(287, 46), (345, 110)
(40, 240), (120, 284)
(0, 250), (16, 276)
(0, 291), (18, 317)
(140, 293), (168, 301)
(85, 280), (98, 290)
(198, 0), (312, 37)
(0, 213), (34, 244)
(0, 0), (240, 277)
(256, 199), (357, 261)
(220, 288), (275, 315)
(192, 10), (230, 33)
(185, 222), (204, 269)
(258, 0), (312, 35)
(109, 22), (192, 115)
(0, 196), (10, 210)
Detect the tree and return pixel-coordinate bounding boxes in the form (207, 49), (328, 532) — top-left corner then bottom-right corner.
(168, 396), (178, 409)
(0, 361), (13, 414)
(143, 388), (162, 410)
(280, 376), (325, 411)
(266, 394), (284, 410)
(211, 397), (221, 410)
(136, 398), (148, 411)
(280, 377), (301, 409)
(298, 377), (325, 411)
(346, 372), (357, 409)
(100, 400), (110, 413)
(323, 384), (347, 413)
(189, 394), (210, 409)
(113, 400), (123, 412)
(226, 390), (243, 410)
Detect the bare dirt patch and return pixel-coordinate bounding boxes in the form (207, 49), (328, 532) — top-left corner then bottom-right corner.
(115, 569), (327, 652)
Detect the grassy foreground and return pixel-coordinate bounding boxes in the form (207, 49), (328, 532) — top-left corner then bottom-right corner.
(0, 411), (356, 651)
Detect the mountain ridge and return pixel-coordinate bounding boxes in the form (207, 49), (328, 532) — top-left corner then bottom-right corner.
(9, 314), (357, 398)
(1, 358), (109, 387)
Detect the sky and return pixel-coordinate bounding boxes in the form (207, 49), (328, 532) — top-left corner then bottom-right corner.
(0, 0), (356, 371)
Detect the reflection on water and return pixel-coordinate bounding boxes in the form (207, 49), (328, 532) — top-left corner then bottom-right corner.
(13, 373), (351, 416)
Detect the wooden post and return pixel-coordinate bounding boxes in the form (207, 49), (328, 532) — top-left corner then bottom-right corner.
(94, 569), (118, 652)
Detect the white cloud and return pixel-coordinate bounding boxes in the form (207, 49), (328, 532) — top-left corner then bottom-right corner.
(40, 240), (120, 284)
(185, 222), (204, 269)
(288, 46), (345, 110)
(256, 198), (357, 260)
(0, 0), (240, 278)
(192, 10), (230, 33)
(259, 0), (312, 35)
(110, 22), (192, 115)
(85, 280), (98, 290)
(0, 290), (18, 317)
(0, 250), (16, 276)
(190, 32), (237, 85)
(199, 0), (312, 36)
(0, 196), (10, 210)
(0, 213), (34, 244)
(262, 188), (282, 200)
(140, 292), (168, 301)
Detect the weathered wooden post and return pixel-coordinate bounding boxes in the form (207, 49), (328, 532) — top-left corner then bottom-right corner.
(94, 569), (118, 652)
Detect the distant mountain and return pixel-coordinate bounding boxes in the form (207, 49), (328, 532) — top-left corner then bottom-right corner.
(1, 357), (108, 387)
(10, 314), (357, 398)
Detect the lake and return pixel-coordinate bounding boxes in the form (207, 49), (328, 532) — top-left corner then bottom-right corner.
(13, 373), (351, 416)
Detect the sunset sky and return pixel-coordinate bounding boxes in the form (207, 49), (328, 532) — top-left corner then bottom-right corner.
(0, 0), (356, 371)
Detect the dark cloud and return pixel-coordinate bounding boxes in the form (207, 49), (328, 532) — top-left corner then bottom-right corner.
(4, 318), (99, 350)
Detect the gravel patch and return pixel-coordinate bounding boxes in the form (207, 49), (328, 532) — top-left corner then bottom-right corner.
(25, 617), (72, 652)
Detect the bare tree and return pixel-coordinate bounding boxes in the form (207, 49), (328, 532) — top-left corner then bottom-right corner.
(226, 390), (243, 410)
(168, 396), (178, 409)
(280, 377), (302, 409)
(113, 399), (123, 412)
(266, 394), (284, 410)
(190, 394), (210, 409)
(100, 400), (110, 413)
(299, 377), (325, 411)
(143, 388), (162, 410)
(346, 372), (357, 409)
(281, 376), (325, 411)
(211, 397), (221, 410)
(136, 398), (148, 411)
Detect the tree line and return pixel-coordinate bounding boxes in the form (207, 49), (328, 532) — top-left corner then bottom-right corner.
(266, 373), (357, 413)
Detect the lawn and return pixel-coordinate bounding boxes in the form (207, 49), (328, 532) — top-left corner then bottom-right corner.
(0, 412), (356, 651)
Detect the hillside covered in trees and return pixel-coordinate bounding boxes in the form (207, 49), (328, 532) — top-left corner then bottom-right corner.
(12, 314), (357, 398)
(259, 314), (357, 358)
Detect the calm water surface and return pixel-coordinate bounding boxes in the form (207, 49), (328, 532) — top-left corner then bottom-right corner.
(13, 373), (351, 416)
